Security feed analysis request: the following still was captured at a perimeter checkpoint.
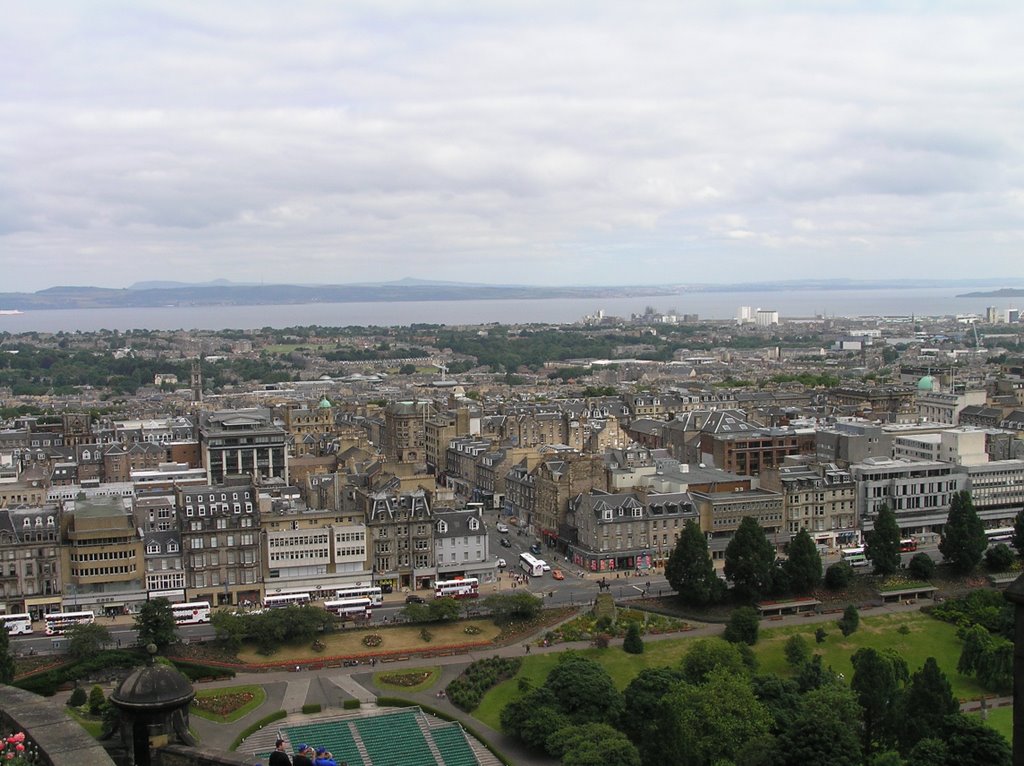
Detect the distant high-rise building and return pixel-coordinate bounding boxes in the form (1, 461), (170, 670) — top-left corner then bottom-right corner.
(755, 309), (779, 326)
(736, 306), (754, 324)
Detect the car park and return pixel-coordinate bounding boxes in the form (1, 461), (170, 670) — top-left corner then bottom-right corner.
(405, 594), (426, 604)
(551, 569), (564, 580)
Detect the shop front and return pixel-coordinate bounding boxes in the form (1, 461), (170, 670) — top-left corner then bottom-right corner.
(23, 595), (63, 622)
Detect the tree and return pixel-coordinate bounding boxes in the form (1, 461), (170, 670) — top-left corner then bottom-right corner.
(866, 503), (901, 576)
(0, 623), (15, 685)
(851, 647), (909, 754)
(483, 592), (543, 623)
(618, 667), (685, 747)
(815, 626), (827, 644)
(545, 654), (624, 725)
(985, 543), (1015, 572)
(908, 552), (936, 580)
(942, 713), (1011, 766)
(89, 684), (106, 715)
(665, 519), (724, 606)
(134, 597), (178, 651)
(66, 622), (111, 659)
(680, 638), (749, 686)
(724, 516), (776, 602)
(68, 686), (88, 707)
(839, 604), (860, 636)
(783, 635), (810, 667)
(622, 621), (644, 654)
(783, 529), (823, 593)
(899, 657), (959, 750)
(500, 686), (569, 752)
(938, 490), (986, 574)
(825, 561), (854, 589)
(774, 684), (863, 766)
(1012, 507), (1024, 556)
(548, 723), (640, 766)
(724, 606), (760, 645)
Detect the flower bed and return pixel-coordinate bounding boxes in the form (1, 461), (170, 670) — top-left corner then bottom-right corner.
(194, 690), (255, 717)
(378, 671), (433, 687)
(362, 634), (383, 647)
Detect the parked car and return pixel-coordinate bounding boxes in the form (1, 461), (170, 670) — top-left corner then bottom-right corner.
(496, 522), (510, 533)
(496, 558), (507, 568)
(405, 594), (426, 604)
(500, 537), (512, 548)
(551, 569), (564, 580)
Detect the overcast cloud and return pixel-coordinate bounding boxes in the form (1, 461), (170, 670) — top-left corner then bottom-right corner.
(1, 1), (1022, 291)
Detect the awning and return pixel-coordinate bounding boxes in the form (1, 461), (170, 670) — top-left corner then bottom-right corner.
(24, 596), (62, 607)
(102, 603), (126, 609)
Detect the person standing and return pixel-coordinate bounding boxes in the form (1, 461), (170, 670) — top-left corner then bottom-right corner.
(292, 744), (315, 766)
(314, 747), (337, 766)
(269, 739), (291, 766)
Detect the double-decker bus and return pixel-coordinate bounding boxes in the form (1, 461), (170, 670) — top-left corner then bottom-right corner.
(519, 551), (545, 577)
(328, 584), (384, 607)
(434, 577), (479, 599)
(44, 610), (96, 636)
(324, 597), (373, 620)
(171, 601), (212, 625)
(263, 592), (312, 609)
(985, 527), (1014, 545)
(1, 613), (33, 636)
(899, 538), (918, 553)
(840, 546), (868, 568)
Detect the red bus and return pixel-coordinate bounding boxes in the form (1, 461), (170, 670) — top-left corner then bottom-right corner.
(899, 538), (918, 553)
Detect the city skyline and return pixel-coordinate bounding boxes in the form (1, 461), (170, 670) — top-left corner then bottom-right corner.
(2, 1), (1023, 292)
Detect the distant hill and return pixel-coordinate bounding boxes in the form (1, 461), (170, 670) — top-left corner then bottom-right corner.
(956, 288), (1024, 298)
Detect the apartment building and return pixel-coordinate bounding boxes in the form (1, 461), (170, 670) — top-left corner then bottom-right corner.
(433, 506), (494, 583)
(134, 496), (185, 600)
(362, 489), (435, 592)
(198, 408), (289, 485)
(0, 505), (62, 619)
(760, 462), (858, 549)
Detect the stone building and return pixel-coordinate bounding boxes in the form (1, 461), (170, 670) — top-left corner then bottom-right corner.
(0, 505), (62, 619)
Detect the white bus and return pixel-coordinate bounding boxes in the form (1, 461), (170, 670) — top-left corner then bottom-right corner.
(328, 584), (384, 607)
(44, 610), (96, 636)
(171, 601), (212, 625)
(263, 593), (312, 609)
(840, 546), (869, 568)
(1, 613), (33, 636)
(324, 597), (373, 620)
(519, 552), (545, 577)
(985, 527), (1014, 545)
(434, 578), (480, 599)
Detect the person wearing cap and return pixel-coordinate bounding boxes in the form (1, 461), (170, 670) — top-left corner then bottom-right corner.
(268, 739), (291, 766)
(292, 744), (314, 766)
(314, 747), (337, 766)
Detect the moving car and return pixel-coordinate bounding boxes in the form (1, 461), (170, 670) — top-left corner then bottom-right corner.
(551, 569), (564, 580)
(405, 594), (426, 604)
(496, 522), (510, 533)
(496, 558), (507, 568)
(500, 537), (512, 548)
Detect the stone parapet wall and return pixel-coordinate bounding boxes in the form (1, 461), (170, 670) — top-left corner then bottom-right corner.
(156, 744), (255, 766)
(0, 685), (117, 766)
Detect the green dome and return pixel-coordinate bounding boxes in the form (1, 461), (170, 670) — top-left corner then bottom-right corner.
(318, 397), (332, 408)
(917, 375), (934, 391)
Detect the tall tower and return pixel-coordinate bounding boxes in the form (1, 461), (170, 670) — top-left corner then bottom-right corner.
(190, 360), (203, 403)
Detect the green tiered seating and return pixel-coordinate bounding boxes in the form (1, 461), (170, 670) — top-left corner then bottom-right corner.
(429, 723), (479, 766)
(283, 721), (364, 766)
(353, 710), (438, 766)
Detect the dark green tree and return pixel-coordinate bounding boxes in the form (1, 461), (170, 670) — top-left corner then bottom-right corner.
(622, 621), (644, 654)
(815, 626), (827, 644)
(500, 686), (569, 751)
(134, 597), (178, 651)
(89, 684), (106, 715)
(545, 654), (624, 724)
(774, 684), (863, 766)
(907, 738), (947, 766)
(66, 622), (112, 659)
(665, 519), (723, 606)
(898, 657), (959, 750)
(796, 653), (837, 693)
(938, 490), (986, 574)
(942, 713), (1011, 766)
(680, 638), (749, 686)
(866, 503), (901, 576)
(783, 529), (823, 593)
(985, 543), (1015, 572)
(908, 552), (936, 580)
(723, 606), (760, 645)
(483, 592), (543, 623)
(618, 667), (685, 747)
(751, 674), (801, 734)
(548, 723), (640, 766)
(67, 685), (88, 707)
(724, 516), (776, 602)
(851, 647), (909, 754)
(0, 623), (15, 684)
(825, 561), (854, 589)
(839, 603), (860, 636)
(783, 634), (810, 667)
(1012, 507), (1024, 556)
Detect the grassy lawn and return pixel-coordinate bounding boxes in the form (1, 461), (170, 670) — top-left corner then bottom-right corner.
(191, 685), (267, 723)
(66, 706), (104, 737)
(374, 666), (442, 693)
(473, 611), (988, 731)
(236, 619), (501, 664)
(971, 705), (1012, 742)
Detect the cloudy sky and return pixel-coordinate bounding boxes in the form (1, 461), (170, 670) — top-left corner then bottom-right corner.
(1, 1), (1022, 291)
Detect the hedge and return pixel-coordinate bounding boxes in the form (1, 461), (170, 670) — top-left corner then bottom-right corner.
(343, 699), (361, 710)
(230, 709), (287, 751)
(301, 703), (321, 714)
(15, 650), (143, 696)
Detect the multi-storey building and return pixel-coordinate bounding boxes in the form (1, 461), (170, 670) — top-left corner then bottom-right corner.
(444, 438), (493, 499)
(955, 459), (1024, 524)
(280, 399), (336, 457)
(433, 506), (494, 583)
(689, 488), (785, 562)
(0, 506), (62, 619)
(424, 412), (459, 475)
(60, 495), (146, 615)
(362, 489), (435, 592)
(503, 458), (537, 528)
(815, 420), (894, 467)
(383, 400), (433, 464)
(177, 483), (261, 606)
(198, 409), (289, 485)
(534, 453), (607, 547)
(700, 427), (816, 476)
(916, 389), (987, 426)
(760, 462), (858, 549)
(849, 457), (967, 536)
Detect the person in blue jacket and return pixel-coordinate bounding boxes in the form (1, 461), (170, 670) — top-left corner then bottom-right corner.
(313, 746), (337, 766)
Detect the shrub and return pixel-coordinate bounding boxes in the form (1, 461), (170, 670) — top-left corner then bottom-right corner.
(723, 606), (760, 646)
(301, 703), (321, 714)
(419, 627), (433, 643)
(446, 656), (523, 712)
(985, 543), (1015, 573)
(343, 699), (360, 710)
(814, 627), (827, 644)
(908, 553), (936, 580)
(838, 604), (860, 637)
(67, 686), (87, 707)
(623, 622), (644, 655)
(593, 634), (611, 649)
(825, 561), (853, 589)
(88, 685), (106, 716)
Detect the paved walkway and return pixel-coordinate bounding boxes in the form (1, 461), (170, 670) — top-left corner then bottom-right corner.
(184, 598), (953, 765)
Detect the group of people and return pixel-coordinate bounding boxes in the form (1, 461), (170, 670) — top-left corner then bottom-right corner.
(269, 738), (344, 766)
